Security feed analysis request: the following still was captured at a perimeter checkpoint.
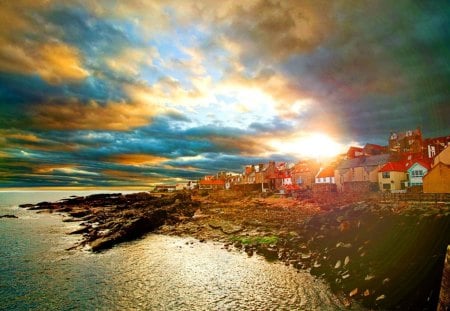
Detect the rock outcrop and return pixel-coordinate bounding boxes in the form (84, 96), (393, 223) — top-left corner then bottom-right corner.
(20, 191), (198, 252)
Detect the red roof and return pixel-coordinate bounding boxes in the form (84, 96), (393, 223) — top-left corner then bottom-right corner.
(316, 166), (335, 178)
(199, 179), (225, 185)
(379, 161), (408, 172)
(282, 184), (300, 191)
(364, 143), (386, 150)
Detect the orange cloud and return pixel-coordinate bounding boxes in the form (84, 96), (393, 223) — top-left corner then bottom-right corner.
(35, 43), (89, 84)
(0, 1), (88, 84)
(107, 154), (168, 166)
(31, 99), (159, 131)
(1, 131), (42, 143)
(0, 41), (88, 84)
(33, 164), (76, 174)
(101, 169), (161, 184)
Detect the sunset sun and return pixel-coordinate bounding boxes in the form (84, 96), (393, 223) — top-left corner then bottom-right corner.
(269, 133), (345, 159)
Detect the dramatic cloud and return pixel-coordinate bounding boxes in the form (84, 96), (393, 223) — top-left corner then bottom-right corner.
(0, 0), (448, 187)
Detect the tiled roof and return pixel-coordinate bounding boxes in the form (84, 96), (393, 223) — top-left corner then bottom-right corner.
(336, 154), (390, 170)
(379, 161), (408, 172)
(199, 179), (225, 185)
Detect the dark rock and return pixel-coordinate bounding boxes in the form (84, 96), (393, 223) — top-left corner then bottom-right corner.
(0, 214), (18, 219)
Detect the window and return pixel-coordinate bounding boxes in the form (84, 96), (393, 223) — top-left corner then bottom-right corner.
(382, 172), (390, 178)
(411, 170), (423, 177)
(383, 183), (391, 190)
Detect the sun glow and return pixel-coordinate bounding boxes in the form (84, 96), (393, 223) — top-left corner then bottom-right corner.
(269, 133), (345, 159)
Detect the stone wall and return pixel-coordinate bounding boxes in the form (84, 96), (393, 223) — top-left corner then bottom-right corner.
(312, 183), (337, 193)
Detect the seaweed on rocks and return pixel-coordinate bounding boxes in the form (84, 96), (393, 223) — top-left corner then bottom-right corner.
(21, 191), (199, 252)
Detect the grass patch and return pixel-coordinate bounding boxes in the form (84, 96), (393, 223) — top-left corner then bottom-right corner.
(230, 235), (279, 245)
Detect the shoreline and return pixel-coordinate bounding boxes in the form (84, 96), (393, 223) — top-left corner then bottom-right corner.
(19, 190), (450, 310)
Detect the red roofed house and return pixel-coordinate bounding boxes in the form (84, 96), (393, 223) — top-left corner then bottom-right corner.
(378, 161), (409, 192)
(199, 176), (225, 190)
(346, 146), (364, 159)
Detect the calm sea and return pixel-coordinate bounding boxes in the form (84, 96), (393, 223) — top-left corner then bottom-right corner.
(0, 191), (356, 310)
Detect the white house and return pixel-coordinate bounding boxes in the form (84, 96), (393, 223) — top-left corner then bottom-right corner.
(315, 166), (335, 184)
(407, 160), (431, 187)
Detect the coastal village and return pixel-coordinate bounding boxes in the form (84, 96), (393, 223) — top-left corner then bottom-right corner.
(17, 127), (450, 310)
(159, 128), (450, 195)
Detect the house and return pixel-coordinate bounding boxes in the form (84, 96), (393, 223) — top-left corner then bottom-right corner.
(335, 154), (390, 192)
(198, 177), (225, 190)
(254, 163), (267, 184)
(315, 166), (335, 184)
(423, 136), (450, 161)
(430, 144), (450, 166)
(278, 162), (293, 187)
(291, 160), (320, 189)
(363, 143), (388, 156)
(224, 172), (242, 190)
(242, 165), (256, 184)
(378, 161), (408, 192)
(407, 159), (431, 188)
(423, 147), (450, 193)
(423, 162), (450, 193)
(423, 146), (450, 193)
(388, 127), (423, 155)
(154, 184), (176, 192)
(346, 146), (364, 159)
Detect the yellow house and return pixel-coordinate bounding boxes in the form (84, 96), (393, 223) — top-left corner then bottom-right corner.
(378, 161), (408, 192)
(423, 147), (450, 193)
(432, 145), (450, 166)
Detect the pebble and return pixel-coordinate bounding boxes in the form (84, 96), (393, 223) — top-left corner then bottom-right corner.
(349, 288), (359, 297)
(376, 294), (386, 301)
(335, 260), (341, 269)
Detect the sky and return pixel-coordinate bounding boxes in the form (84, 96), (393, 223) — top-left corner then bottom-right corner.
(0, 0), (449, 188)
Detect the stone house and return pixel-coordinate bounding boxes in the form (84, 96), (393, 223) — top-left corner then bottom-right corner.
(335, 154), (390, 192)
(291, 160), (320, 188)
(388, 127), (422, 155)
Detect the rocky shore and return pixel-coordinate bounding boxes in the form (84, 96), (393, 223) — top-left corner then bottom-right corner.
(20, 192), (199, 252)
(21, 190), (450, 310)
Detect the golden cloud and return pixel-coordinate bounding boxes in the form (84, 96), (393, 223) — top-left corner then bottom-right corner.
(105, 47), (157, 77)
(101, 169), (161, 184)
(0, 1), (89, 84)
(0, 130), (42, 143)
(0, 41), (88, 84)
(107, 154), (168, 166)
(33, 164), (76, 174)
(31, 98), (160, 130)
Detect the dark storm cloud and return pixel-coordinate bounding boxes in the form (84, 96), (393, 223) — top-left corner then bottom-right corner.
(0, 0), (449, 187)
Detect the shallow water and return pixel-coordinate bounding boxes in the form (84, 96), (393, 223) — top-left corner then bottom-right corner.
(0, 191), (357, 310)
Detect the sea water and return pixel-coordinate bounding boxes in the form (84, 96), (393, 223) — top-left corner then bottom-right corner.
(0, 191), (359, 310)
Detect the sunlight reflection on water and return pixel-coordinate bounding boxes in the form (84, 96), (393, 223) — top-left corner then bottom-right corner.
(0, 191), (357, 310)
